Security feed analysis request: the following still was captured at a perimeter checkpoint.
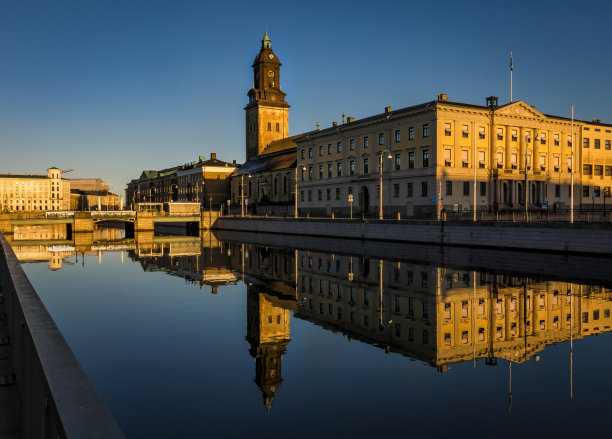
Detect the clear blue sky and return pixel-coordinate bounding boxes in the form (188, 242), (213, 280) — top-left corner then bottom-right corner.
(1, 0), (611, 195)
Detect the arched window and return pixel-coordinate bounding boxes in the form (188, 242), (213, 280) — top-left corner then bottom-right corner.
(267, 122), (272, 131)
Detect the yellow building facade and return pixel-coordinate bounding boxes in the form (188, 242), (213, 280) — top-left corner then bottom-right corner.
(295, 95), (612, 217)
(0, 167), (70, 212)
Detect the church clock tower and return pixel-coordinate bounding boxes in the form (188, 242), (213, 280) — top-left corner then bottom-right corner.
(245, 31), (290, 161)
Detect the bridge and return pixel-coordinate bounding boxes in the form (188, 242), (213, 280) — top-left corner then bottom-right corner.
(0, 210), (219, 236)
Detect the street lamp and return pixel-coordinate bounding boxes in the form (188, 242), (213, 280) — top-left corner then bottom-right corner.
(294, 164), (306, 218)
(378, 150), (392, 220)
(241, 173), (252, 217)
(194, 180), (205, 207)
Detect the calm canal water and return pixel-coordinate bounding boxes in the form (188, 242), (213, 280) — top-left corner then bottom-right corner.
(14, 228), (612, 438)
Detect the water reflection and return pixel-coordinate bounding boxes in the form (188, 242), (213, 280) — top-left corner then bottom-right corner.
(118, 233), (612, 412)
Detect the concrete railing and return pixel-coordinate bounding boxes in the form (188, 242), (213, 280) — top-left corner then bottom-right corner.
(0, 234), (124, 438)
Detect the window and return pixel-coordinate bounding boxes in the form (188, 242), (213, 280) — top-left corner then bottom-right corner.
(479, 126), (486, 139)
(606, 140), (611, 150)
(327, 163), (332, 178)
(568, 135), (573, 147)
(337, 162), (342, 176)
(395, 153), (401, 170)
(555, 184), (561, 197)
(317, 189), (322, 200)
(444, 148), (452, 167)
(554, 156), (560, 172)
(378, 133), (384, 145)
(363, 136), (369, 148)
(308, 190), (312, 201)
(423, 124), (429, 137)
(583, 186), (590, 197)
(393, 183), (400, 198)
(540, 154), (546, 171)
(497, 128), (503, 140)
(496, 152), (503, 169)
(408, 151), (415, 169)
(350, 160), (355, 175)
(395, 130), (401, 142)
(326, 188), (331, 200)
(512, 129), (518, 142)
(540, 133), (546, 144)
(364, 291), (369, 306)
(319, 145), (324, 156)
(350, 139), (355, 150)
(584, 138), (590, 148)
(422, 302), (429, 318)
(595, 165), (603, 176)
(301, 149), (305, 159)
(595, 139), (601, 149)
(478, 150), (485, 168)
(445, 181), (452, 196)
(300, 191), (304, 201)
(462, 125), (469, 138)
(511, 152), (518, 169)
(444, 123), (452, 136)
(363, 158), (369, 174)
(319, 165), (324, 179)
(606, 166), (612, 176)
(407, 182), (413, 197)
(462, 150), (469, 168)
(422, 150), (429, 167)
(276, 122), (280, 131)
(337, 142), (342, 153)
(308, 166), (313, 179)
(335, 188), (340, 200)
(328, 144), (332, 154)
(408, 127), (415, 140)
(308, 148), (313, 158)
(480, 182), (486, 196)
(421, 182), (428, 197)
(594, 186), (601, 197)
(583, 164), (593, 175)
(463, 181), (470, 196)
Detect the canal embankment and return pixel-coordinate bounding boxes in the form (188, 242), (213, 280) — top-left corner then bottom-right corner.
(0, 233), (124, 438)
(213, 217), (612, 256)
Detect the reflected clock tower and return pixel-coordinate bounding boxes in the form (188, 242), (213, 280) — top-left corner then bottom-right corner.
(244, 31), (290, 161)
(246, 287), (291, 415)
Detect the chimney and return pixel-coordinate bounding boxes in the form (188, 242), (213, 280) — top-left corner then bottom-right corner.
(347, 117), (355, 123)
(211, 153), (217, 160)
(593, 119), (601, 123)
(233, 160), (236, 164)
(437, 93), (447, 101)
(384, 106), (391, 113)
(332, 122), (338, 127)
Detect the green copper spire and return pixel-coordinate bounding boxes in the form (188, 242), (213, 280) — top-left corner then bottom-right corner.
(262, 26), (271, 50)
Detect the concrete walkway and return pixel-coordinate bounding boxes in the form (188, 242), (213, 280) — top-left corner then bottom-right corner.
(0, 286), (21, 439)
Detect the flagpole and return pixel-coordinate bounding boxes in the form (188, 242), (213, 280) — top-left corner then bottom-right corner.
(510, 51), (513, 103)
(571, 104), (574, 223)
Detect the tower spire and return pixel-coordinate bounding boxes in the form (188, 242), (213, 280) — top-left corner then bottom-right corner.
(262, 26), (271, 49)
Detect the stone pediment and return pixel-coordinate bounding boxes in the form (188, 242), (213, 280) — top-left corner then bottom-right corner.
(495, 101), (545, 119)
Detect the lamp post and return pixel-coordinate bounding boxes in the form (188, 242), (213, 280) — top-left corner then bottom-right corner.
(294, 164), (306, 218)
(194, 180), (205, 207)
(241, 173), (252, 217)
(378, 150), (392, 220)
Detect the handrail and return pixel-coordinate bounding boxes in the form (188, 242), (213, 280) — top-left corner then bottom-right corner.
(0, 234), (125, 438)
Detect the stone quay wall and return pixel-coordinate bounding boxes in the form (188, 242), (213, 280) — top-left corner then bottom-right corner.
(213, 217), (612, 255)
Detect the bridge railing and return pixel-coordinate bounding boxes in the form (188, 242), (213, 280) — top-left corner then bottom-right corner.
(90, 211), (135, 218)
(45, 211), (74, 218)
(0, 234), (125, 438)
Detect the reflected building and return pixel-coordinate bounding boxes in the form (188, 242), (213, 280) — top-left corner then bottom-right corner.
(246, 288), (292, 414)
(226, 242), (612, 371)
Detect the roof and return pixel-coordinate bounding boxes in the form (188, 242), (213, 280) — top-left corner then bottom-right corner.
(0, 174), (48, 179)
(260, 134), (303, 155)
(295, 98), (612, 142)
(196, 158), (237, 168)
(235, 149), (297, 176)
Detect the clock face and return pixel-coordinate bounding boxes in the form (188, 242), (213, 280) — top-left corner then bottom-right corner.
(268, 53), (274, 59)
(267, 70), (275, 78)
